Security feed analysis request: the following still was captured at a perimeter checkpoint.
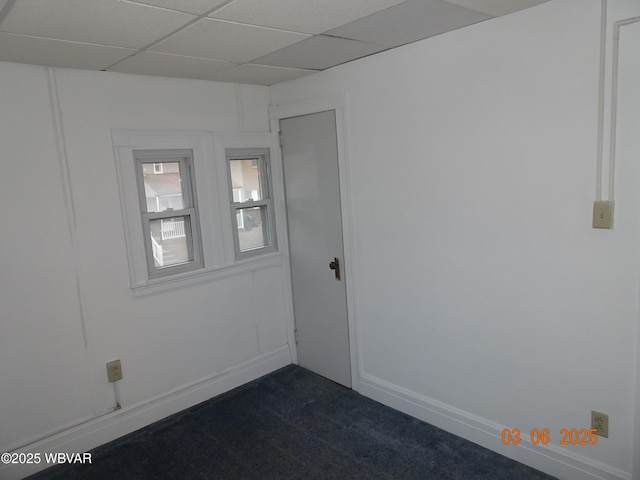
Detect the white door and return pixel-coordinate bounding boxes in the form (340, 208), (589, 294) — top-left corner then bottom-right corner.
(280, 110), (351, 388)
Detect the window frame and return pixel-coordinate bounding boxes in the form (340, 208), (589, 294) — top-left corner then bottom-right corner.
(226, 148), (277, 259)
(133, 149), (204, 279)
(112, 130), (221, 293)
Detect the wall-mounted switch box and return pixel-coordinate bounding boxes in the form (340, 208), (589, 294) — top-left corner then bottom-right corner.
(106, 360), (123, 383)
(593, 201), (614, 229)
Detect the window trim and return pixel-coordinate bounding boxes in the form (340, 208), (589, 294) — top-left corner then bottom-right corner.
(112, 130), (282, 296)
(211, 132), (278, 266)
(112, 130), (220, 291)
(226, 148), (277, 259)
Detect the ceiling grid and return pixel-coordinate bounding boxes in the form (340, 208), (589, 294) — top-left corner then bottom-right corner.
(0, 0), (550, 85)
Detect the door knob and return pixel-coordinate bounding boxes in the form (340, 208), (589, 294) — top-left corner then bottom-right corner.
(329, 257), (341, 280)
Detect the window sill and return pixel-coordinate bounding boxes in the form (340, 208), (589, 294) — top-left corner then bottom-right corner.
(131, 253), (283, 297)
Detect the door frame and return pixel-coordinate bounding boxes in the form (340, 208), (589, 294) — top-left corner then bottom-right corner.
(269, 94), (360, 391)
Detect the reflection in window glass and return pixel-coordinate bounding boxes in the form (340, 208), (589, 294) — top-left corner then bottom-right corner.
(149, 217), (191, 267)
(229, 159), (262, 202)
(141, 162), (184, 212)
(226, 148), (275, 259)
(236, 206), (266, 252)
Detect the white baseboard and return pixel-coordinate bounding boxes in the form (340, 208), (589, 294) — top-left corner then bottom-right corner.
(358, 373), (630, 480)
(2, 346), (291, 480)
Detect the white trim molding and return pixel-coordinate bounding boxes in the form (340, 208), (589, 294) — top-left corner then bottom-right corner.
(0, 347), (291, 480)
(269, 93), (361, 391)
(112, 130), (219, 290)
(359, 373), (631, 480)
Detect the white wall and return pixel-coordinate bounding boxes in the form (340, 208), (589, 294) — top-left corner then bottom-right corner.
(614, 6), (640, 480)
(0, 63), (95, 458)
(272, 1), (639, 479)
(2, 1), (639, 479)
(0, 62), (289, 479)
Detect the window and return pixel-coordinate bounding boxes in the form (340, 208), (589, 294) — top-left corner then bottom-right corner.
(226, 148), (276, 258)
(113, 130), (281, 295)
(134, 150), (203, 278)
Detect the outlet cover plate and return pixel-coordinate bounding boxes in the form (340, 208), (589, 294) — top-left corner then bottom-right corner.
(591, 410), (609, 438)
(106, 360), (123, 383)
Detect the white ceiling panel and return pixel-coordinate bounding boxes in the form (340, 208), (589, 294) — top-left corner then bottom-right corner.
(150, 18), (309, 64)
(253, 35), (388, 70)
(209, 64), (315, 85)
(109, 51), (233, 80)
(211, 0), (406, 35)
(0, 0), (555, 85)
(0, 32), (135, 70)
(0, 0), (195, 49)
(127, 0), (230, 16)
(326, 0), (491, 48)
(443, 0), (551, 17)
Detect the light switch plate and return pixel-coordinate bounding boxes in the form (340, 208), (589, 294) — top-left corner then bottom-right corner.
(593, 201), (614, 229)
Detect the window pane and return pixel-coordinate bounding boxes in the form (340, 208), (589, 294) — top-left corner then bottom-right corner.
(230, 159), (262, 202)
(236, 206), (266, 252)
(142, 162), (185, 212)
(149, 217), (192, 268)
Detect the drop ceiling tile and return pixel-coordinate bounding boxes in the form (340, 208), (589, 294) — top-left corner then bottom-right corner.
(209, 64), (315, 85)
(0, 0), (195, 49)
(443, 0), (550, 16)
(127, 0), (230, 15)
(252, 35), (388, 70)
(211, 0), (406, 35)
(325, 0), (491, 48)
(0, 32), (136, 70)
(150, 18), (309, 64)
(109, 51), (233, 80)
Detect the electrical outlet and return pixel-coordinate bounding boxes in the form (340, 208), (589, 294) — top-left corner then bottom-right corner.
(591, 411), (609, 438)
(106, 360), (123, 383)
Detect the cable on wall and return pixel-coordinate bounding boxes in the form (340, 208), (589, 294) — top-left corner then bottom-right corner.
(595, 0), (607, 202)
(593, 0), (640, 228)
(608, 15), (640, 202)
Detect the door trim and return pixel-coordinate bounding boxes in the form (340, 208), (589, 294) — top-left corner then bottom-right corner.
(269, 94), (360, 391)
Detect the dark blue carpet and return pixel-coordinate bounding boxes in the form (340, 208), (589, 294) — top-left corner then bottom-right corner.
(28, 366), (556, 479)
